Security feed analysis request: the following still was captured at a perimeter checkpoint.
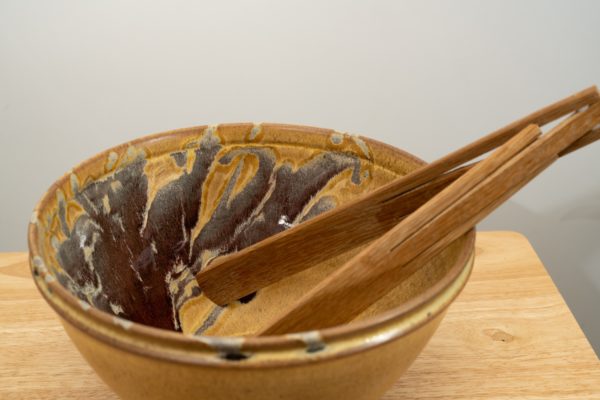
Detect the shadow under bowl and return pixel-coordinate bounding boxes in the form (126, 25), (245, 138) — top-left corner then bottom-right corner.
(28, 123), (475, 400)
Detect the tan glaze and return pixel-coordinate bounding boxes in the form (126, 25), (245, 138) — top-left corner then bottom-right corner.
(263, 102), (600, 335)
(197, 87), (600, 305)
(29, 123), (476, 400)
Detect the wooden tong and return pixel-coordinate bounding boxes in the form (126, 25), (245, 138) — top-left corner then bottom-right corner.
(196, 87), (600, 309)
(260, 101), (600, 335)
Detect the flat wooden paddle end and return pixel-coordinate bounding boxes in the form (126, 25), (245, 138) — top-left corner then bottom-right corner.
(195, 262), (235, 306)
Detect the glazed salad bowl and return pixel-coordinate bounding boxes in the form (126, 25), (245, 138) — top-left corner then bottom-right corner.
(28, 123), (475, 400)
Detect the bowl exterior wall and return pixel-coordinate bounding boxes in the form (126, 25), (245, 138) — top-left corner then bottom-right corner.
(62, 310), (446, 400)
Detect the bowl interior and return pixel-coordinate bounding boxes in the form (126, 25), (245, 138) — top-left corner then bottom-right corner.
(30, 123), (468, 336)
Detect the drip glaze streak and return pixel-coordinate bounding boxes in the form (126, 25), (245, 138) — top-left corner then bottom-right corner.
(52, 128), (367, 331)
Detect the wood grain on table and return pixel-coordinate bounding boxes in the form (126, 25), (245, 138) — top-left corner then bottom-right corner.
(1, 232), (599, 399)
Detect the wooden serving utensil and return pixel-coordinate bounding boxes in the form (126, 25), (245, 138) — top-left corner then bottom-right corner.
(196, 87), (600, 306)
(260, 101), (600, 335)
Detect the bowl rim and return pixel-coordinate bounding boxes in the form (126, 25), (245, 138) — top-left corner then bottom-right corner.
(28, 122), (476, 367)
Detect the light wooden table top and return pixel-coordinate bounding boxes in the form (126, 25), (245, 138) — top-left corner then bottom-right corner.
(1, 231), (599, 399)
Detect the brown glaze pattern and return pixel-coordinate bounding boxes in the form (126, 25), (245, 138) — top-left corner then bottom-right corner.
(42, 126), (378, 331)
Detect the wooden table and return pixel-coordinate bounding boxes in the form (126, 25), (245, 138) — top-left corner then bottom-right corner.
(1, 232), (599, 399)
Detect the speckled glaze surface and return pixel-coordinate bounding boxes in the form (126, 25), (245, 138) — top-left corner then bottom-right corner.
(28, 123), (475, 400)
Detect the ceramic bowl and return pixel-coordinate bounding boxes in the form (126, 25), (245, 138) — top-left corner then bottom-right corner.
(28, 123), (475, 400)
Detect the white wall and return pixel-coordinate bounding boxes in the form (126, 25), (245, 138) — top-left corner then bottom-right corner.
(1, 0), (599, 353)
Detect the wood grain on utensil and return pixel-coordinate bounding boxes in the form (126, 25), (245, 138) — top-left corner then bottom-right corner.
(261, 101), (600, 334)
